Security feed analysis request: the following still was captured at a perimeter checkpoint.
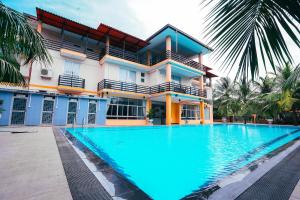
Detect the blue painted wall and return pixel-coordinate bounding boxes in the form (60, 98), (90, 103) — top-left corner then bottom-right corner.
(0, 91), (13, 126)
(77, 98), (88, 125)
(25, 94), (43, 125)
(53, 96), (68, 126)
(96, 99), (107, 125)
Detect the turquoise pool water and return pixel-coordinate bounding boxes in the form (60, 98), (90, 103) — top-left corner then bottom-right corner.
(67, 124), (300, 200)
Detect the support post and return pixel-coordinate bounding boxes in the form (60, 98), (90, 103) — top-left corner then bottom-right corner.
(105, 35), (110, 54)
(146, 50), (151, 66)
(37, 21), (42, 33)
(166, 94), (172, 125)
(200, 101), (205, 124)
(146, 99), (152, 114)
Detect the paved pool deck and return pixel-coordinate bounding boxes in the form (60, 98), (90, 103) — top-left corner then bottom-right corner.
(0, 127), (72, 200)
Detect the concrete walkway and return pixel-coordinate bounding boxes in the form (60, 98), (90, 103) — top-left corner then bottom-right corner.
(0, 127), (72, 200)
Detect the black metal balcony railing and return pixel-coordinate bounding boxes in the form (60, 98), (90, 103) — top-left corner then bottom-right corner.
(43, 39), (205, 70)
(98, 79), (150, 94)
(43, 38), (100, 60)
(150, 82), (207, 97)
(151, 50), (204, 71)
(98, 79), (207, 98)
(58, 74), (85, 88)
(100, 46), (148, 65)
(166, 50), (203, 71)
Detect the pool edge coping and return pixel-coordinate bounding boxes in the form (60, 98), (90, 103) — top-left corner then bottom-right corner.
(207, 136), (300, 200)
(57, 127), (152, 200)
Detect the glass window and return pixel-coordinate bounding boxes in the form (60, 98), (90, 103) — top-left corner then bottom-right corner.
(181, 104), (200, 120)
(64, 60), (80, 76)
(119, 68), (136, 83)
(141, 72), (145, 83)
(106, 97), (146, 119)
(129, 71), (136, 83)
(120, 68), (127, 82)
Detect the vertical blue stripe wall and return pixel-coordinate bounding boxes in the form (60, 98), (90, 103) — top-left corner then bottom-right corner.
(25, 94), (43, 125)
(96, 99), (107, 125)
(0, 91), (13, 126)
(53, 96), (68, 126)
(77, 98), (88, 125)
(0, 90), (107, 126)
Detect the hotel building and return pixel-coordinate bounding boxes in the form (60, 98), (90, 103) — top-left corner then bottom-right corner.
(0, 8), (217, 126)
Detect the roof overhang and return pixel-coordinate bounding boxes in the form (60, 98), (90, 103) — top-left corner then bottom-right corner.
(36, 8), (149, 52)
(144, 24), (213, 56)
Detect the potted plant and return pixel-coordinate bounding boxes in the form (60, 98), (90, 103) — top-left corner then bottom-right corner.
(147, 108), (155, 125)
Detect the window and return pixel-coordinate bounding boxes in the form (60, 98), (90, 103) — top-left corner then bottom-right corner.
(181, 105), (200, 120)
(120, 68), (136, 83)
(107, 97), (146, 119)
(141, 72), (145, 83)
(64, 60), (80, 76)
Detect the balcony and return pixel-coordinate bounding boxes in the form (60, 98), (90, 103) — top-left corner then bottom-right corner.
(100, 46), (147, 65)
(58, 74), (85, 93)
(98, 79), (149, 94)
(97, 79), (207, 98)
(43, 38), (100, 60)
(150, 82), (207, 98)
(152, 50), (204, 71)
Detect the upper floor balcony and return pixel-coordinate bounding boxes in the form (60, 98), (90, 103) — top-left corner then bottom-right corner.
(57, 73), (85, 93)
(97, 79), (207, 98)
(100, 46), (148, 65)
(98, 79), (149, 95)
(151, 50), (204, 71)
(43, 38), (100, 61)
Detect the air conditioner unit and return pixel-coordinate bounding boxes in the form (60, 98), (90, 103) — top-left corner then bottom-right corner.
(40, 68), (53, 78)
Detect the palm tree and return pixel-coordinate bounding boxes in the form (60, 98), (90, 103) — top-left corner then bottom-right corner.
(0, 3), (51, 84)
(202, 0), (300, 80)
(233, 78), (256, 123)
(254, 76), (275, 94)
(213, 77), (234, 119)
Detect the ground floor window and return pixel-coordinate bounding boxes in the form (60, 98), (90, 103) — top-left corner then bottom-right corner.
(41, 96), (55, 124)
(107, 97), (146, 119)
(11, 94), (27, 125)
(67, 99), (78, 124)
(181, 104), (200, 120)
(88, 100), (97, 124)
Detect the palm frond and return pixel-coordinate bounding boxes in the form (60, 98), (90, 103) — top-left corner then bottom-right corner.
(202, 0), (300, 80)
(0, 3), (52, 83)
(0, 57), (24, 84)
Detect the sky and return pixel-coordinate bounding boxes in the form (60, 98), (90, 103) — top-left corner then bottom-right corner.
(3, 0), (300, 80)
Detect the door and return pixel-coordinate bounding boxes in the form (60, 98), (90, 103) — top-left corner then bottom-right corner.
(88, 100), (97, 124)
(67, 99), (78, 124)
(64, 60), (80, 76)
(11, 94), (27, 125)
(41, 96), (55, 124)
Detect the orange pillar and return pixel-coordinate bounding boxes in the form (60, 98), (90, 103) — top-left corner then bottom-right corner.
(166, 94), (172, 125)
(178, 103), (182, 124)
(200, 101), (205, 124)
(166, 36), (171, 52)
(146, 99), (152, 113)
(165, 36), (172, 125)
(210, 105), (213, 123)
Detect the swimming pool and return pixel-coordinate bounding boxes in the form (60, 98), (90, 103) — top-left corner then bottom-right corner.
(66, 124), (300, 200)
